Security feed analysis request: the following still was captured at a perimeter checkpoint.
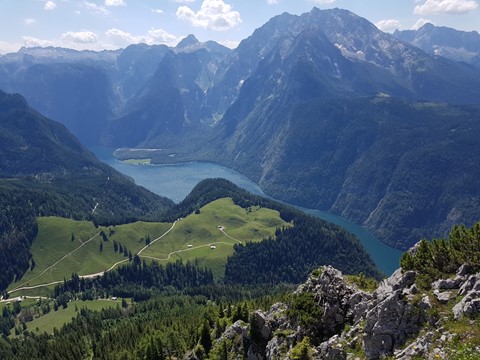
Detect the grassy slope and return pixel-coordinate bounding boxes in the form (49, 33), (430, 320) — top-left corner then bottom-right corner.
(11, 299), (124, 336)
(9, 218), (172, 291)
(9, 198), (288, 291)
(140, 198), (290, 278)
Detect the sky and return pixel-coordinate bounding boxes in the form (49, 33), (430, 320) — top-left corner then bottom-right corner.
(0, 0), (479, 54)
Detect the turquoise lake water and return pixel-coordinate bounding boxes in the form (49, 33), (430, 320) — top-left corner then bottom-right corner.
(92, 147), (402, 275)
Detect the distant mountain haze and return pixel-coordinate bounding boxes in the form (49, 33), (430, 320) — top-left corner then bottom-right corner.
(394, 23), (480, 67)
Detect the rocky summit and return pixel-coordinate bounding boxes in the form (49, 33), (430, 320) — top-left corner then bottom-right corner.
(204, 263), (480, 359)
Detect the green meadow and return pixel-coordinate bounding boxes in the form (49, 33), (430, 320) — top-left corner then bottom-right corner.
(12, 299), (125, 336)
(10, 197), (289, 292)
(140, 198), (289, 277)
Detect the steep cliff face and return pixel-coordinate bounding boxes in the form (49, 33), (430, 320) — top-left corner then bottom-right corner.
(207, 264), (480, 359)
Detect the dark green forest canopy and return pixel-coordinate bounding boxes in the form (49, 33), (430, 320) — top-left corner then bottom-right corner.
(167, 179), (382, 281)
(401, 222), (480, 288)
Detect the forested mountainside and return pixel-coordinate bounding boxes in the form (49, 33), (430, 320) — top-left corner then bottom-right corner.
(197, 97), (480, 250)
(2, 7), (480, 251)
(0, 90), (174, 290)
(0, 88), (380, 293)
(2, 219), (480, 359)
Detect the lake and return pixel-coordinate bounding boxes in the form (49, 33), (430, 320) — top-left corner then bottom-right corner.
(92, 147), (402, 275)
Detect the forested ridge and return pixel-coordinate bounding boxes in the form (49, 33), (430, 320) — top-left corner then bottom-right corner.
(166, 178), (381, 281)
(1, 262), (287, 360)
(3, 220), (480, 359)
(0, 90), (174, 292)
(204, 96), (480, 251)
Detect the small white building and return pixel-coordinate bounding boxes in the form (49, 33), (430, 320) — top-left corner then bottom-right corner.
(187, 244), (193, 248)
(210, 245), (217, 249)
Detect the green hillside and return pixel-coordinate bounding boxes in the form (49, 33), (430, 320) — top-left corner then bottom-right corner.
(140, 197), (289, 278)
(8, 197), (289, 294)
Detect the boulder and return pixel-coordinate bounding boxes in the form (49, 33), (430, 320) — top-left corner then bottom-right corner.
(219, 320), (248, 342)
(458, 274), (480, 296)
(453, 292), (480, 320)
(294, 266), (370, 339)
(394, 331), (434, 360)
(374, 269), (416, 301)
(363, 291), (431, 359)
(252, 311), (272, 340)
(434, 290), (451, 304)
(457, 264), (472, 277)
(317, 335), (347, 360)
(432, 278), (461, 290)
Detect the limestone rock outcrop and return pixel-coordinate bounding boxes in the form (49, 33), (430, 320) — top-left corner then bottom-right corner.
(209, 263), (480, 359)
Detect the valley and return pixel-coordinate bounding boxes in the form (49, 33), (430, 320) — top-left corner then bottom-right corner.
(1, 3), (480, 358)
(3, 7), (479, 251)
(95, 147), (403, 275)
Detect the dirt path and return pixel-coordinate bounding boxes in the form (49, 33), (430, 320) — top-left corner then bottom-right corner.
(11, 232), (101, 292)
(218, 227), (243, 244)
(137, 220), (177, 255)
(140, 241), (236, 262)
(7, 221), (179, 295)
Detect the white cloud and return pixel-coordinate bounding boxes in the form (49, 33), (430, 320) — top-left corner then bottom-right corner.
(105, 0), (126, 6)
(310, 0), (337, 4)
(22, 36), (55, 48)
(147, 29), (180, 45)
(106, 27), (179, 47)
(44, 1), (57, 10)
(412, 18), (434, 29)
(414, 0), (478, 15)
(267, 0), (279, 4)
(82, 1), (111, 16)
(105, 28), (139, 44)
(152, 9), (164, 14)
(176, 0), (242, 31)
(0, 41), (22, 55)
(375, 19), (402, 32)
(24, 18), (37, 25)
(61, 31), (98, 44)
(218, 39), (239, 49)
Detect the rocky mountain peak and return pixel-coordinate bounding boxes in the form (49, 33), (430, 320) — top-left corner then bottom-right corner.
(176, 34), (200, 48)
(394, 23), (480, 65)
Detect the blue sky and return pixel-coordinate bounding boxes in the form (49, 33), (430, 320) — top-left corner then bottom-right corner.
(0, 0), (479, 54)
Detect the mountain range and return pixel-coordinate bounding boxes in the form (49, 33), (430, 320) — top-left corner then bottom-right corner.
(394, 23), (480, 67)
(1, 7), (480, 250)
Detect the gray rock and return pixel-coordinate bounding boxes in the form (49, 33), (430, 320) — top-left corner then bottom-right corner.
(457, 264), (472, 276)
(462, 298), (480, 318)
(363, 289), (430, 359)
(433, 278), (461, 290)
(317, 335), (347, 360)
(374, 269), (416, 301)
(434, 290), (451, 304)
(458, 274), (480, 296)
(294, 266), (369, 339)
(394, 331), (433, 360)
(219, 320), (248, 342)
(265, 336), (284, 359)
(253, 311), (272, 340)
(247, 346), (263, 360)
